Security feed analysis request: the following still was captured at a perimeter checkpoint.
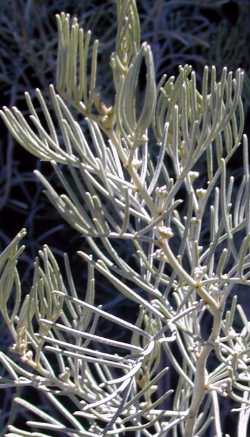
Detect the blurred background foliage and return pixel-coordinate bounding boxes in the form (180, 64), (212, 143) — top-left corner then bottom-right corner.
(0, 0), (249, 433)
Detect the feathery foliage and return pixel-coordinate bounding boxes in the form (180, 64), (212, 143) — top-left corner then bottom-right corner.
(0, 1), (250, 436)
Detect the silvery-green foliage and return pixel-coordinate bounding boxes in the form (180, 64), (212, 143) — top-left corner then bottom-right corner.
(0, 0), (220, 282)
(0, 1), (250, 436)
(207, 3), (250, 114)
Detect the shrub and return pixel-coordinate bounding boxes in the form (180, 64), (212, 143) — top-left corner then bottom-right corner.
(0, 1), (249, 436)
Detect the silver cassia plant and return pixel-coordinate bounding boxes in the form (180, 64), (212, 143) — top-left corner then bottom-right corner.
(0, 1), (249, 435)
